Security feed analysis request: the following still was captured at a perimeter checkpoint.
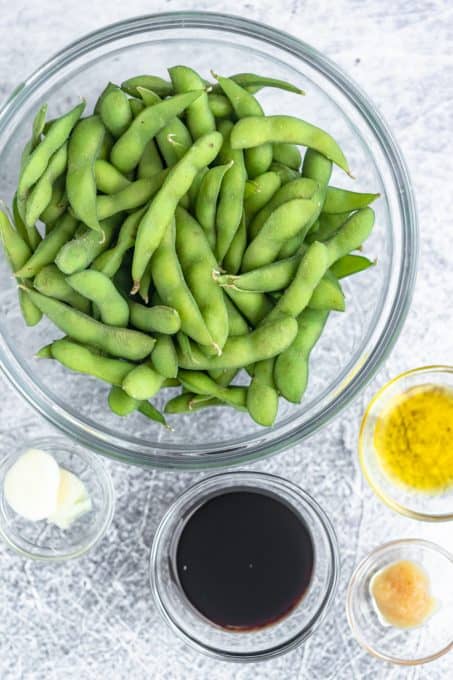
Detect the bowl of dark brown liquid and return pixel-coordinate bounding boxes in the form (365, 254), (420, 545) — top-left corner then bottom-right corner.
(150, 472), (339, 661)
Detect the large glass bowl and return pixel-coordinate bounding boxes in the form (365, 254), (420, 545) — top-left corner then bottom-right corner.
(0, 12), (417, 469)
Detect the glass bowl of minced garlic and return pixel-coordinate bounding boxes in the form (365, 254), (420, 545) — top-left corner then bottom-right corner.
(359, 366), (453, 521)
(347, 539), (453, 665)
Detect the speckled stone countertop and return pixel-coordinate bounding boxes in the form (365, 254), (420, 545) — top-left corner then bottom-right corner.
(1, 1), (452, 678)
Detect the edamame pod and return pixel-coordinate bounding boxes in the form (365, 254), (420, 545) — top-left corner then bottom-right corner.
(177, 315), (298, 370)
(330, 253), (375, 279)
(22, 288), (155, 360)
(96, 172), (167, 220)
(195, 162), (232, 250)
(178, 370), (247, 410)
(129, 301), (181, 335)
(132, 131), (223, 289)
(169, 65), (216, 139)
(98, 85), (133, 138)
(122, 362), (165, 400)
(49, 337), (135, 385)
(215, 120), (247, 263)
(67, 116), (105, 234)
(151, 219), (216, 348)
(55, 214), (121, 274)
(274, 309), (329, 403)
(111, 91), (202, 173)
(34, 264), (90, 313)
(94, 160), (131, 194)
(121, 75), (173, 98)
(66, 270), (129, 326)
(151, 335), (178, 379)
(325, 208), (375, 265)
(175, 207), (229, 353)
(15, 212), (78, 278)
(231, 115), (351, 174)
(323, 186), (380, 214)
(25, 142), (68, 228)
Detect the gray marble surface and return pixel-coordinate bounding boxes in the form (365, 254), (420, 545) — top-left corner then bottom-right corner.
(0, 0), (452, 678)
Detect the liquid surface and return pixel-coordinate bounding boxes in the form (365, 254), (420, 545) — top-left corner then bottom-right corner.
(176, 490), (314, 630)
(373, 384), (453, 491)
(370, 559), (436, 629)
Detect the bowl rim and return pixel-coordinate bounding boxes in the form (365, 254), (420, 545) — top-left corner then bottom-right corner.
(0, 11), (418, 469)
(358, 365), (453, 522)
(346, 538), (453, 666)
(0, 435), (115, 561)
(149, 470), (339, 661)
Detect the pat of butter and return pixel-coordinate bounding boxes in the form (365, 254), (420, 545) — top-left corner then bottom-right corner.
(48, 468), (92, 530)
(4, 448), (91, 529)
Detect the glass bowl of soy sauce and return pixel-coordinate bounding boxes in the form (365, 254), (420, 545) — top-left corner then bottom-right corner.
(150, 471), (339, 661)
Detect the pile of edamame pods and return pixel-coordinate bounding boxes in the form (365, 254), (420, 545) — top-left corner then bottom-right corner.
(0, 66), (379, 428)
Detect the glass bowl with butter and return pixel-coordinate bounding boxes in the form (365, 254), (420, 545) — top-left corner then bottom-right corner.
(359, 366), (453, 521)
(0, 436), (114, 560)
(346, 539), (453, 665)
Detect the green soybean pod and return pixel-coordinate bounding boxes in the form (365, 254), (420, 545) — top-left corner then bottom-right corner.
(22, 287), (155, 360)
(96, 172), (167, 220)
(195, 162), (232, 250)
(224, 295), (249, 336)
(175, 206), (229, 353)
(301, 148), (333, 186)
(138, 139), (163, 179)
(169, 65), (216, 139)
(108, 386), (140, 416)
(132, 131), (223, 289)
(217, 254), (301, 292)
(211, 72), (305, 96)
(177, 315), (298, 370)
(99, 85), (133, 137)
(308, 272), (345, 312)
(266, 241), (330, 322)
(55, 214), (121, 274)
(215, 120), (247, 263)
(244, 171), (281, 225)
(129, 301), (181, 335)
(269, 162), (299, 185)
(247, 359), (279, 426)
(323, 186), (380, 213)
(156, 116), (193, 167)
(151, 219), (216, 348)
(122, 362), (165, 400)
(178, 370), (247, 410)
(273, 143), (302, 170)
(330, 253), (375, 279)
(129, 98), (145, 117)
(231, 116), (351, 175)
(111, 91), (201, 173)
(325, 207), (375, 266)
(224, 287), (273, 327)
(91, 207), (146, 278)
(67, 115), (105, 234)
(34, 264), (90, 313)
(18, 101), (85, 209)
(0, 208), (42, 325)
(97, 130), (114, 162)
(165, 392), (222, 414)
(49, 337), (135, 385)
(207, 93), (234, 118)
(94, 160), (131, 194)
(121, 74), (173, 98)
(39, 176), (68, 226)
(24, 142), (68, 228)
(249, 177), (319, 240)
(223, 213), (247, 275)
(214, 74), (273, 179)
(241, 198), (319, 272)
(66, 270), (129, 326)
(15, 212), (78, 278)
(274, 309), (329, 403)
(12, 193), (34, 245)
(138, 260), (153, 304)
(138, 401), (170, 428)
(151, 335), (178, 379)
(306, 212), (350, 244)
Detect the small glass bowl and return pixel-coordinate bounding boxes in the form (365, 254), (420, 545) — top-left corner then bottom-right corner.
(346, 539), (453, 666)
(150, 471), (339, 661)
(0, 436), (114, 561)
(359, 366), (453, 521)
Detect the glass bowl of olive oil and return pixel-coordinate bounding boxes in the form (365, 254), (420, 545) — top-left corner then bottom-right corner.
(359, 366), (453, 521)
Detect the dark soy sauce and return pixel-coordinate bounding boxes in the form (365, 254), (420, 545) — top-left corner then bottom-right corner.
(176, 490), (314, 630)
